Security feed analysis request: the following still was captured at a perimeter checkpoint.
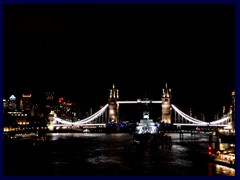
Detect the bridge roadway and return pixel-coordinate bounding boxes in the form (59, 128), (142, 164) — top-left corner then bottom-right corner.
(117, 100), (162, 104)
(53, 124), (217, 140)
(53, 123), (215, 133)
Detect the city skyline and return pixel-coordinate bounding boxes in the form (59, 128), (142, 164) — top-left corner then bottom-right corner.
(3, 4), (235, 120)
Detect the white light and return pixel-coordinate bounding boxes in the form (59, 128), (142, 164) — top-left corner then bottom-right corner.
(53, 104), (109, 127)
(171, 104), (208, 124)
(171, 104), (230, 127)
(117, 100), (162, 104)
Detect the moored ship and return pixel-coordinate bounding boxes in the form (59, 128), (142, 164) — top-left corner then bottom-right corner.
(132, 111), (162, 147)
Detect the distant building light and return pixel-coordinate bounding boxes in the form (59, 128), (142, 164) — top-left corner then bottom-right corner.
(22, 94), (32, 97)
(9, 95), (16, 100)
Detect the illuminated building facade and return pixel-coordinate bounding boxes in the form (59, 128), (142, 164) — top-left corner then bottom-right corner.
(46, 91), (55, 108)
(58, 97), (75, 120)
(3, 99), (8, 110)
(230, 90), (235, 130)
(20, 94), (32, 112)
(8, 95), (17, 111)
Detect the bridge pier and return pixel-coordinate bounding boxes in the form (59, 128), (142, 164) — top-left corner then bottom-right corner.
(179, 132), (184, 140)
(191, 131), (196, 136)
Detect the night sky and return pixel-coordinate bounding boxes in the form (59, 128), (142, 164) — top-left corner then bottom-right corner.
(3, 4), (235, 120)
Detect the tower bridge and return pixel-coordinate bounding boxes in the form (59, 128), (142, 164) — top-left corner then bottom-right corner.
(48, 84), (233, 131)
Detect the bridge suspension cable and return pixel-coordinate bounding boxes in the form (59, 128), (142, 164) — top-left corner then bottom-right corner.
(51, 102), (230, 128)
(73, 104), (109, 125)
(171, 104), (209, 125)
(53, 104), (109, 126)
(171, 104), (230, 127)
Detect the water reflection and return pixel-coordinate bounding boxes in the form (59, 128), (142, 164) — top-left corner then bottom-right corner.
(208, 163), (235, 176)
(4, 132), (235, 176)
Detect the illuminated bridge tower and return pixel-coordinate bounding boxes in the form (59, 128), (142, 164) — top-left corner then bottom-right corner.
(108, 84), (119, 124)
(161, 83), (172, 124)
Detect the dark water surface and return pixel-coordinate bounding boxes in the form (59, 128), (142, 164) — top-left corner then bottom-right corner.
(3, 133), (235, 176)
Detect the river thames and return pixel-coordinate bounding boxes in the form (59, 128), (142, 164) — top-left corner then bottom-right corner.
(3, 132), (235, 176)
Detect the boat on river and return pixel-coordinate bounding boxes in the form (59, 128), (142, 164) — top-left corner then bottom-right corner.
(132, 111), (171, 147)
(209, 144), (235, 168)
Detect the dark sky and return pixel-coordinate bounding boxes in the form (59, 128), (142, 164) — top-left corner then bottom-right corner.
(3, 4), (235, 120)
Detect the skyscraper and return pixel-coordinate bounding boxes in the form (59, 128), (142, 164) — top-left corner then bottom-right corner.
(20, 94), (32, 112)
(8, 95), (17, 111)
